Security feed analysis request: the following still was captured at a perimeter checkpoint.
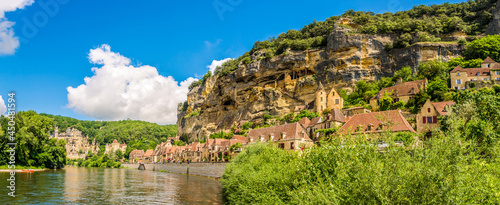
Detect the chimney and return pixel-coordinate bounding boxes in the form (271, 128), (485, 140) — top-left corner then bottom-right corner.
(270, 133), (274, 141)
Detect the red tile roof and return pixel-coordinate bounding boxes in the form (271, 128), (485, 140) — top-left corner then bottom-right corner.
(431, 101), (455, 116)
(326, 109), (346, 123)
(247, 122), (311, 142)
(372, 79), (426, 99)
(112, 139), (118, 143)
(483, 56), (496, 64)
(450, 66), (491, 76)
(309, 117), (322, 127)
(298, 117), (311, 128)
(143, 149), (153, 157)
(232, 135), (247, 141)
(339, 110), (416, 134)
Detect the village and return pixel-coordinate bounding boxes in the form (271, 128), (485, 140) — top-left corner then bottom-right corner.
(110, 56), (499, 164)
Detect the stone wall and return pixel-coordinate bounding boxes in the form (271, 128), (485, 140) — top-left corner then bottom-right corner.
(465, 80), (500, 89)
(122, 163), (227, 178)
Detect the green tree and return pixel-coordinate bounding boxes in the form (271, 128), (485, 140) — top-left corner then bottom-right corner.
(393, 66), (414, 82)
(463, 35), (500, 61)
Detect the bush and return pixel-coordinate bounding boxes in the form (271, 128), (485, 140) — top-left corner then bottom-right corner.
(222, 134), (500, 204)
(458, 38), (467, 45)
(394, 33), (412, 48)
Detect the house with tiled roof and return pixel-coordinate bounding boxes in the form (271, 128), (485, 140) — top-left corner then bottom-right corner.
(342, 106), (371, 117)
(416, 99), (455, 133)
(129, 150), (144, 163)
(104, 139), (127, 155)
(370, 79), (428, 111)
(450, 57), (500, 90)
(308, 109), (346, 140)
(142, 149), (154, 162)
(338, 110), (416, 135)
(246, 122), (313, 151)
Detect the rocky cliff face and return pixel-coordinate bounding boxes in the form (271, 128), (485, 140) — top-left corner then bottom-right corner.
(486, 0), (500, 35)
(177, 25), (464, 141)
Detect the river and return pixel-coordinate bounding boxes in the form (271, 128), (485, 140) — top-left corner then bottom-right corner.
(0, 166), (224, 204)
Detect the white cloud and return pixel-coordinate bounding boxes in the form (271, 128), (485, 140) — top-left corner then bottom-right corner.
(0, 95), (6, 115)
(207, 58), (232, 73)
(67, 44), (197, 125)
(0, 0), (34, 55)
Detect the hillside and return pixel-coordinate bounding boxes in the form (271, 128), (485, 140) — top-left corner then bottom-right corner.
(40, 114), (178, 150)
(177, 0), (500, 141)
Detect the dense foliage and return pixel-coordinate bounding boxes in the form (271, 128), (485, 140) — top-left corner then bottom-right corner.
(0, 111), (66, 169)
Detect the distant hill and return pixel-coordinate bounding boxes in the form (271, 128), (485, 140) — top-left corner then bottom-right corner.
(40, 114), (178, 150)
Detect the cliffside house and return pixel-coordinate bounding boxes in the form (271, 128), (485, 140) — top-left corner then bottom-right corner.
(104, 139), (127, 155)
(338, 110), (416, 135)
(342, 106), (371, 117)
(307, 109), (346, 140)
(314, 82), (344, 113)
(246, 122), (314, 151)
(370, 79), (428, 111)
(450, 57), (500, 90)
(416, 100), (455, 133)
(129, 150), (144, 163)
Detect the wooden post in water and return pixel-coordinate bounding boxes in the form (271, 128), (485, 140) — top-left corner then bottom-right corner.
(138, 163), (146, 170)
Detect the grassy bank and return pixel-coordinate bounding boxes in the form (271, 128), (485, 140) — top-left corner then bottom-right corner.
(221, 135), (500, 204)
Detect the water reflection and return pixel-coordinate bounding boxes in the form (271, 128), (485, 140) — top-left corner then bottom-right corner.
(0, 167), (223, 204)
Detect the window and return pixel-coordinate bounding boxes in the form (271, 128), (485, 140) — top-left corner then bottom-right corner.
(428, 108), (431, 113)
(424, 116), (437, 124)
(394, 98), (399, 103)
(484, 78), (490, 81)
(377, 100), (380, 105)
(290, 142), (295, 150)
(321, 106), (323, 110)
(278, 143), (285, 149)
(496, 78), (500, 80)
(496, 71), (500, 75)
(477, 72), (480, 76)
(320, 97), (323, 102)
(457, 73), (460, 76)
(456, 79), (462, 84)
(335, 99), (339, 104)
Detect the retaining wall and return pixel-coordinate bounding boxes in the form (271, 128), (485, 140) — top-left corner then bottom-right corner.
(122, 163), (227, 178)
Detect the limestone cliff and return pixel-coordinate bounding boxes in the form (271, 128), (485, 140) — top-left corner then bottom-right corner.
(177, 25), (464, 140)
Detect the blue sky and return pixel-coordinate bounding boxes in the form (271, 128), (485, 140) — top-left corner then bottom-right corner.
(0, 0), (465, 124)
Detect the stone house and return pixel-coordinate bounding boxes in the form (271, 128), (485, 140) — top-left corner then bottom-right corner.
(142, 149), (154, 163)
(450, 57), (500, 90)
(338, 110), (416, 135)
(416, 100), (455, 133)
(370, 79), (428, 111)
(50, 126), (100, 159)
(105, 139), (127, 155)
(246, 122), (314, 151)
(308, 109), (346, 140)
(129, 150), (144, 163)
(342, 106), (371, 117)
(314, 82), (344, 113)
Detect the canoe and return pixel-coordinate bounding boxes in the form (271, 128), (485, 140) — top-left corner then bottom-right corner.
(21, 170), (34, 173)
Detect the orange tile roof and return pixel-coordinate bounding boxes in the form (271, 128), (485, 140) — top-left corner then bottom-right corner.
(339, 110), (416, 134)
(247, 122), (311, 142)
(232, 135), (247, 141)
(143, 149), (154, 157)
(372, 80), (426, 99)
(431, 101), (455, 116)
(450, 66), (491, 76)
(298, 117), (311, 128)
(483, 56), (496, 64)
(309, 117), (321, 127)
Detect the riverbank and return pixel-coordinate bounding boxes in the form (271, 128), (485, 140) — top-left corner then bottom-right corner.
(122, 163), (227, 178)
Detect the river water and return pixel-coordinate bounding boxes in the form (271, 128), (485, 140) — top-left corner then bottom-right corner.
(0, 166), (223, 204)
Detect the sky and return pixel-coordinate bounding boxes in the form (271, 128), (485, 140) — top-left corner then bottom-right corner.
(0, 0), (466, 124)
